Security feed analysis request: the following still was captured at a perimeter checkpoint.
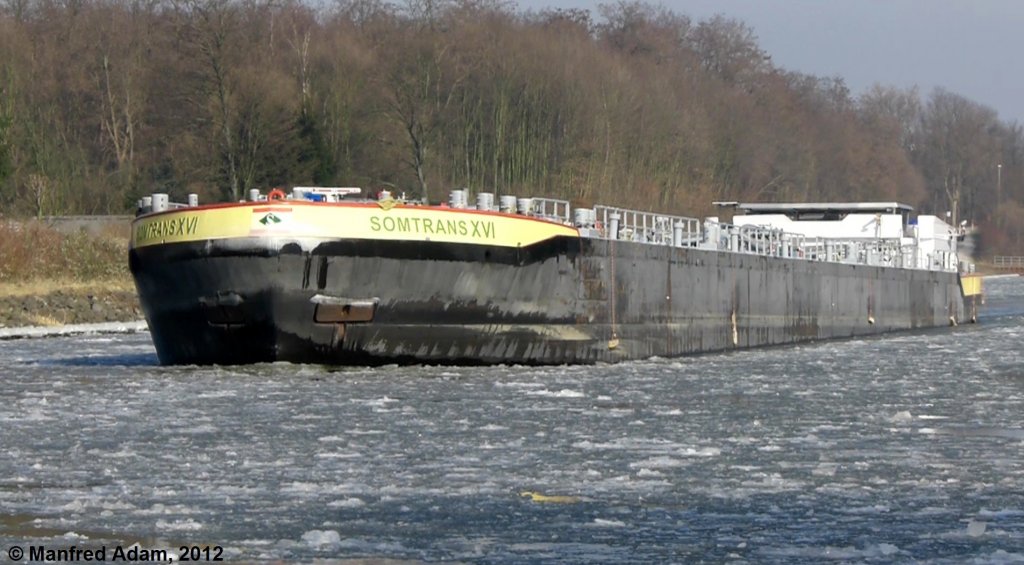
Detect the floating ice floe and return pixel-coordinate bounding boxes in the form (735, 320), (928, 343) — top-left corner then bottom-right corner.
(526, 388), (585, 398)
(967, 519), (988, 537)
(0, 320), (148, 340)
(590, 518), (627, 528)
(891, 410), (914, 422)
(327, 497), (367, 508)
(301, 529), (341, 548)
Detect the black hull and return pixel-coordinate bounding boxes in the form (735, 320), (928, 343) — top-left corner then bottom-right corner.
(130, 235), (972, 365)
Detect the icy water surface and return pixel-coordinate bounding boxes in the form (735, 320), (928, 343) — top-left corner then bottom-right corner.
(2, 277), (1024, 563)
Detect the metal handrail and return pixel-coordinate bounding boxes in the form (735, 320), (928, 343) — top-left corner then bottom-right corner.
(594, 205), (701, 245)
(528, 198), (571, 223)
(994, 256), (1024, 268)
(135, 184), (959, 272)
(696, 219), (956, 270)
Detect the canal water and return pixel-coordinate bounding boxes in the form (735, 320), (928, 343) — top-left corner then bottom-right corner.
(2, 277), (1023, 563)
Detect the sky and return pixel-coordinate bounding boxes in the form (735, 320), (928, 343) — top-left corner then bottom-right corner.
(513, 0), (1024, 124)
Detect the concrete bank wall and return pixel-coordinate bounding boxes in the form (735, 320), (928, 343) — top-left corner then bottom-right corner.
(40, 215), (133, 235)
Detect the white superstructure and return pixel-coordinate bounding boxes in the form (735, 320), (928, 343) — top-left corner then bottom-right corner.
(732, 202), (910, 239)
(731, 202), (959, 271)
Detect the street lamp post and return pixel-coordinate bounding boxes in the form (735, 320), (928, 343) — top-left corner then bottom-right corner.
(998, 163), (1003, 228)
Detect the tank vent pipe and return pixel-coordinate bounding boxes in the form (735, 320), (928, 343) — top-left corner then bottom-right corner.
(673, 222), (684, 247)
(499, 195), (517, 214)
(151, 193), (169, 213)
(609, 212), (621, 240)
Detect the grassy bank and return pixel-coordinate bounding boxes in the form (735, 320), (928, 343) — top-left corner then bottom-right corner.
(0, 220), (130, 282)
(0, 220), (140, 327)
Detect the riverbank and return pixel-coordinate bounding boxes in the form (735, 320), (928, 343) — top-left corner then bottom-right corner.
(0, 219), (141, 328)
(0, 280), (141, 328)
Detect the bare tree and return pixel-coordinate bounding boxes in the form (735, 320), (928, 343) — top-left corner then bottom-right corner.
(689, 15), (769, 85)
(170, 0), (246, 200)
(917, 89), (1000, 224)
(378, 28), (470, 201)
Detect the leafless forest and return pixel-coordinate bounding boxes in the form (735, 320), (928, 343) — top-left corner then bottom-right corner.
(0, 0), (1021, 252)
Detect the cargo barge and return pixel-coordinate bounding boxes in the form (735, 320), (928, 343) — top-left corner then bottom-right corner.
(128, 188), (982, 365)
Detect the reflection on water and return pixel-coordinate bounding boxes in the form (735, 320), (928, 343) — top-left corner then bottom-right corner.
(1, 276), (1023, 563)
